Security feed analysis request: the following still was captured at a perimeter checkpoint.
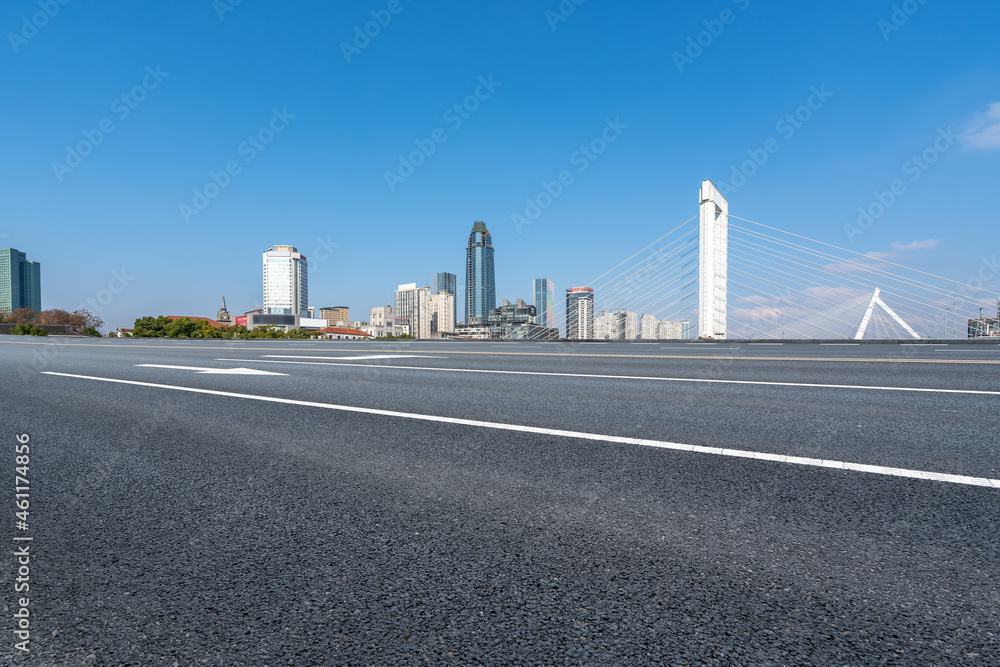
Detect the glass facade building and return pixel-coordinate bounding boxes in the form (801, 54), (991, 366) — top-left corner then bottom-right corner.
(533, 278), (555, 329)
(0, 248), (41, 314)
(465, 222), (496, 323)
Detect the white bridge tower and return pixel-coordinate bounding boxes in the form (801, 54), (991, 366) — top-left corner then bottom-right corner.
(699, 180), (728, 339)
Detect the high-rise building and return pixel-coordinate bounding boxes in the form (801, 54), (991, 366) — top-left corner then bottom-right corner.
(623, 311), (638, 340)
(465, 221), (496, 322)
(263, 245), (308, 315)
(0, 248), (41, 314)
(594, 309), (638, 340)
(319, 306), (349, 326)
(394, 283), (432, 339)
(429, 292), (456, 334)
(533, 278), (555, 329)
(640, 313), (658, 340)
(659, 320), (691, 339)
(594, 310), (616, 340)
(433, 272), (457, 328)
(566, 287), (594, 340)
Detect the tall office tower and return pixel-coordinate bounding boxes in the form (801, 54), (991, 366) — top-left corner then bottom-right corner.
(465, 221), (496, 322)
(429, 292), (456, 334)
(0, 248), (41, 314)
(433, 272), (457, 328)
(640, 313), (659, 340)
(566, 287), (594, 340)
(394, 283), (432, 339)
(263, 245), (308, 315)
(533, 278), (555, 329)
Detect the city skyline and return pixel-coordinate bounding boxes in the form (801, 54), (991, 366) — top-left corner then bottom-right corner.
(4, 3), (999, 332)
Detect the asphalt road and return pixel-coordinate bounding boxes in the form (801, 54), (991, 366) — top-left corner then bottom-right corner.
(2, 337), (999, 665)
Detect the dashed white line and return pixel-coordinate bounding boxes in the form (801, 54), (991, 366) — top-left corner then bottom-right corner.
(40, 371), (1000, 489)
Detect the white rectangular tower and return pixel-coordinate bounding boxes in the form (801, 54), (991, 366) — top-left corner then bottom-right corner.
(698, 180), (728, 339)
(263, 245), (308, 315)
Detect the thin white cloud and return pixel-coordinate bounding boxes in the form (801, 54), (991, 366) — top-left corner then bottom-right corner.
(961, 102), (1000, 149)
(865, 239), (939, 260)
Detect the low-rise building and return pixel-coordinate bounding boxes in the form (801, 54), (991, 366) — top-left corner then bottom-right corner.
(317, 327), (371, 340)
(319, 306), (350, 326)
(487, 299), (536, 338)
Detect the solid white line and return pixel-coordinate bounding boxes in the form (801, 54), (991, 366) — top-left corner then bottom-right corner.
(40, 371), (1000, 489)
(214, 358), (1000, 396)
(263, 354), (436, 361)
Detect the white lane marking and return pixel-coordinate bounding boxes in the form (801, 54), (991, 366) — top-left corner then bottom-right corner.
(136, 364), (287, 376)
(262, 354), (437, 361)
(937, 349), (1000, 353)
(41, 371), (1000, 489)
(749, 343), (783, 345)
(214, 358), (1000, 396)
(821, 343), (860, 346)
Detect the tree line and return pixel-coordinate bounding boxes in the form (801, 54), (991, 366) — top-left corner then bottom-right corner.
(129, 316), (314, 339)
(1, 308), (103, 336)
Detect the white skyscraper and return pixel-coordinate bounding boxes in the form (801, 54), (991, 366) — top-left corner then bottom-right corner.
(429, 292), (456, 334)
(659, 320), (691, 339)
(394, 283), (432, 339)
(624, 311), (638, 341)
(263, 245), (308, 315)
(640, 313), (659, 340)
(594, 311), (616, 340)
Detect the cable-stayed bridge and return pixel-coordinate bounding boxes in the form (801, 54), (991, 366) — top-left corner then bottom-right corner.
(555, 180), (999, 340)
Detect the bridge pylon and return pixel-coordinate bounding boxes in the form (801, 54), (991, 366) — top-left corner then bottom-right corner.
(699, 180), (728, 339)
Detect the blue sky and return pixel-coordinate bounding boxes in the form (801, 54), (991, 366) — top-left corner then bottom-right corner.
(3, 0), (999, 331)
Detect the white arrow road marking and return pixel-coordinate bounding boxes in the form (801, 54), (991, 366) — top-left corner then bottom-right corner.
(135, 364), (287, 376)
(262, 354), (437, 361)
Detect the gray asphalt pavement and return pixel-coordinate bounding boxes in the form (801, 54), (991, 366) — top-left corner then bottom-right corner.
(2, 337), (999, 665)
